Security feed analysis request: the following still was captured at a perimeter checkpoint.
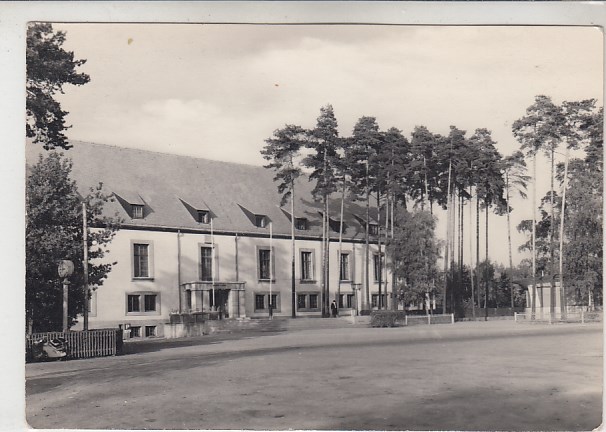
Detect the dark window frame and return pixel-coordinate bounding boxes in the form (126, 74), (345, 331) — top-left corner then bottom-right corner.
(297, 292), (320, 311)
(131, 204), (144, 219)
(126, 292), (160, 316)
(339, 252), (350, 281)
(255, 214), (267, 228)
(254, 292), (281, 313)
(300, 250), (314, 281)
(200, 246), (213, 281)
(257, 247), (274, 281)
(295, 218), (308, 230)
(197, 210), (210, 224)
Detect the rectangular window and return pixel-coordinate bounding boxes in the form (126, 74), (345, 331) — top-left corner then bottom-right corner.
(145, 326), (156, 337)
(329, 218), (345, 233)
(130, 326), (141, 338)
(371, 294), (378, 308)
(197, 210), (210, 224)
(295, 218), (308, 230)
(255, 294), (266, 310)
(200, 246), (213, 281)
(127, 295), (140, 312)
(339, 253), (350, 281)
(131, 204), (144, 219)
(297, 293), (320, 311)
(374, 254), (383, 282)
(133, 243), (149, 278)
(338, 294), (344, 309)
(301, 251), (313, 281)
(269, 294), (278, 310)
(259, 249), (271, 280)
(127, 293), (159, 315)
(255, 215), (267, 228)
(369, 223), (379, 236)
(144, 294), (157, 312)
(347, 294), (355, 308)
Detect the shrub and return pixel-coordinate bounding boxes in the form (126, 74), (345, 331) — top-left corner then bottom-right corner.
(370, 310), (407, 327)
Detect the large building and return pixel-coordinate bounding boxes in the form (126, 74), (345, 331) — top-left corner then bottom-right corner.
(27, 141), (393, 338)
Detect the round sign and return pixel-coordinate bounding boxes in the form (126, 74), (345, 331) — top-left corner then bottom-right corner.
(58, 260), (74, 278)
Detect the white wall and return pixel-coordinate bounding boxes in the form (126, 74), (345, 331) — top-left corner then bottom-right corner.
(79, 228), (392, 333)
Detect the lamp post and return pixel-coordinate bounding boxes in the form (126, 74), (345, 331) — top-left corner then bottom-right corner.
(58, 260), (74, 332)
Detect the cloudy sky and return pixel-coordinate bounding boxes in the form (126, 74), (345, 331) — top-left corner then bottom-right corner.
(53, 23), (603, 266)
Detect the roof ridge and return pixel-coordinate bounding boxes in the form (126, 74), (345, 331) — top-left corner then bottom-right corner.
(66, 139), (270, 170)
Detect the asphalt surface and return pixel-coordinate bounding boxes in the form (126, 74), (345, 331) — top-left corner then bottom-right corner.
(25, 320), (603, 430)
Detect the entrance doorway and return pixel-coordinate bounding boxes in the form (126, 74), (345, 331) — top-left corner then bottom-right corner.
(210, 289), (230, 318)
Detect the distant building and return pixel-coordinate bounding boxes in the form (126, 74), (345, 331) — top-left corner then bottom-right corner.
(26, 141), (392, 338)
(525, 281), (562, 316)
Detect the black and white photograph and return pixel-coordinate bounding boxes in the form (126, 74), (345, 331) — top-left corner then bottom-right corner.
(3, 2), (604, 431)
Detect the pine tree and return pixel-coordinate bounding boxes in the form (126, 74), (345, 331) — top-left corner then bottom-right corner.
(262, 124), (307, 318)
(26, 23), (90, 149)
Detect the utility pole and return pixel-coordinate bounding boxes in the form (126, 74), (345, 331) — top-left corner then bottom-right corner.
(58, 260), (74, 333)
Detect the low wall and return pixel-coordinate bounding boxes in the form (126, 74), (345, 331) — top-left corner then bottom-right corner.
(163, 317), (285, 339)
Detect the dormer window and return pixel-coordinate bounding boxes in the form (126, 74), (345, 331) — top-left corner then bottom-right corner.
(197, 210), (210, 224)
(255, 215), (268, 228)
(295, 218), (308, 230)
(329, 218), (346, 234)
(132, 204), (144, 219)
(368, 223), (379, 235)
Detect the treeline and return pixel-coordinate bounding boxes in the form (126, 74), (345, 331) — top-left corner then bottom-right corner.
(262, 97), (602, 317)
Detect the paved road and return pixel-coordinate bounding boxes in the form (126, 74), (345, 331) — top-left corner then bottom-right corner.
(26, 321), (602, 430)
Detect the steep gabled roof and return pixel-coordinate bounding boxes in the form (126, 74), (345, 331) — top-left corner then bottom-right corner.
(26, 140), (377, 240)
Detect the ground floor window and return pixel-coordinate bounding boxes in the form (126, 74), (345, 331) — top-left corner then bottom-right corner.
(126, 292), (160, 315)
(130, 326), (141, 338)
(297, 292), (320, 311)
(145, 326), (157, 337)
(255, 294), (266, 310)
(371, 294), (386, 308)
(347, 294), (355, 309)
(338, 294), (344, 308)
(254, 293), (281, 312)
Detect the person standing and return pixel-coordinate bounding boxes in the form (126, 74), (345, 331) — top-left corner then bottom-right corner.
(330, 300), (338, 318)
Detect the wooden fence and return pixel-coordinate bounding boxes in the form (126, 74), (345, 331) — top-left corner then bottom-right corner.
(26, 328), (122, 361)
(406, 313), (455, 326)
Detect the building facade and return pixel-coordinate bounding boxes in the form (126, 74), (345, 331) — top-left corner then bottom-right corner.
(27, 141), (393, 338)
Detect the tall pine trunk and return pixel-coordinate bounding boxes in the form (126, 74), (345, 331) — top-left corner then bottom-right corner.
(291, 182), (297, 318)
(337, 182), (345, 312)
(469, 185), (475, 319)
(549, 149), (555, 316)
(377, 191), (382, 309)
(321, 196), (327, 317)
(365, 185), (370, 311)
(559, 147), (570, 319)
(506, 173), (514, 309)
(442, 160), (452, 313)
(476, 195), (481, 311)
(324, 195), (330, 316)
(532, 153), (537, 319)
(484, 204), (489, 320)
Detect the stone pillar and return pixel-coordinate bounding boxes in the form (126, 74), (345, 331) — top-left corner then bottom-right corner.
(202, 290), (210, 312)
(238, 289), (246, 318)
